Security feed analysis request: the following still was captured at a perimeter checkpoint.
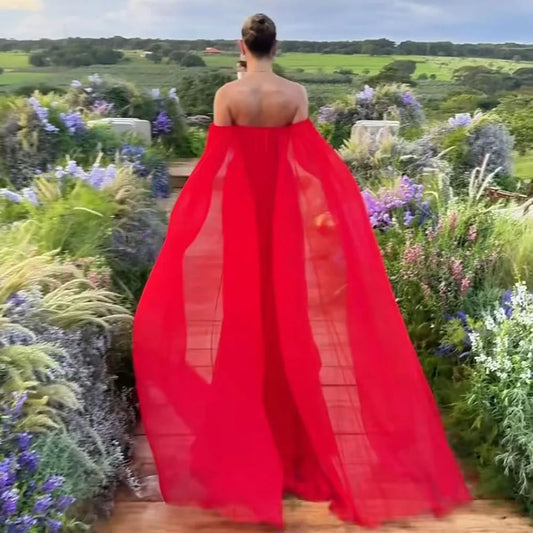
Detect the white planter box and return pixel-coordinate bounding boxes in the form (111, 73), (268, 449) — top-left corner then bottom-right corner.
(88, 118), (152, 144)
(351, 120), (400, 141)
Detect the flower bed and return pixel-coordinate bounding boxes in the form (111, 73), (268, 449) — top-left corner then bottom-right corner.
(0, 75), (185, 529)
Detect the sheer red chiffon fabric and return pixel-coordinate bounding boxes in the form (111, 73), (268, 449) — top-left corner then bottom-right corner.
(133, 119), (471, 529)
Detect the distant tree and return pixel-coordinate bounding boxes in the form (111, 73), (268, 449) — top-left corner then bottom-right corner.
(368, 61), (415, 85)
(148, 52), (163, 64)
(0, 67), (3, 75)
(454, 65), (521, 95)
(177, 71), (232, 115)
(181, 54), (206, 67)
(387, 60), (417, 76)
(513, 67), (533, 87)
(29, 52), (48, 67)
(429, 73), (437, 80)
(169, 50), (186, 64)
(417, 73), (429, 80)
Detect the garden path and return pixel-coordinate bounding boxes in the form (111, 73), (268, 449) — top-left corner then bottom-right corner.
(100, 159), (533, 532)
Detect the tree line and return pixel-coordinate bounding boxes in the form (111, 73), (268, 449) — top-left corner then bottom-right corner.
(1, 37), (533, 61)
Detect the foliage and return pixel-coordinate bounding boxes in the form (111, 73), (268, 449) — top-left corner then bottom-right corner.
(496, 93), (533, 156)
(177, 70), (233, 116)
(30, 44), (123, 68)
(430, 112), (516, 191)
(316, 83), (425, 148)
(448, 284), (533, 511)
(453, 65), (522, 95)
(180, 54), (206, 67)
(0, 393), (82, 532)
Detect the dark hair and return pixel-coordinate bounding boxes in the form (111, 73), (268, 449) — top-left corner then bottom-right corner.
(241, 13), (277, 58)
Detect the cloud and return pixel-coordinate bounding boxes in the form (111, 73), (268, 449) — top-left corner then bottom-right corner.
(0, 0), (532, 42)
(0, 0), (42, 10)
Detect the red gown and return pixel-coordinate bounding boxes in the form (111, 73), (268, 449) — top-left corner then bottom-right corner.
(133, 119), (471, 529)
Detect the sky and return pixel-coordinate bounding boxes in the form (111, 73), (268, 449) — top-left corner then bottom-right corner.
(0, 0), (532, 43)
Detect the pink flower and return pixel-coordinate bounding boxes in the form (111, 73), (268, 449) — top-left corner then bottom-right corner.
(468, 225), (477, 242)
(403, 243), (424, 265)
(449, 211), (458, 230)
(450, 258), (463, 283)
(461, 278), (472, 295)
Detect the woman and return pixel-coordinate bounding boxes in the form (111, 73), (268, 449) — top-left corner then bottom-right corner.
(133, 13), (471, 530)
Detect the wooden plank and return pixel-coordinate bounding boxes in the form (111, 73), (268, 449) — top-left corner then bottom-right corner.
(99, 499), (531, 532)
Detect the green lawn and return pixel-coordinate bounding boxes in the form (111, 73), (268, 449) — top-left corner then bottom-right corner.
(514, 152), (533, 181)
(0, 51), (31, 69)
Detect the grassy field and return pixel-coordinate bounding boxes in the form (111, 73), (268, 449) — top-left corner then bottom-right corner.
(0, 51), (30, 69)
(205, 53), (532, 80)
(1, 50), (532, 93)
(515, 152), (533, 181)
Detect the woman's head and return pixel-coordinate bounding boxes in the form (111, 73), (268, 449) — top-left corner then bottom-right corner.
(241, 13), (277, 58)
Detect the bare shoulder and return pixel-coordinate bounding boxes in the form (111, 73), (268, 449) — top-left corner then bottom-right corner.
(282, 79), (308, 103)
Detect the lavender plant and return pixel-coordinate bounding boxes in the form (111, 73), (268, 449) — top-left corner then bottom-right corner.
(0, 393), (80, 532)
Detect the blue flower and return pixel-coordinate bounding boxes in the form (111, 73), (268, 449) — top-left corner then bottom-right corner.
(0, 189), (22, 204)
(1, 488), (19, 516)
(152, 111), (173, 135)
(59, 111), (86, 135)
(356, 85), (374, 103)
(21, 188), (38, 206)
(17, 451), (39, 473)
(33, 495), (53, 514)
(54, 495), (75, 513)
(403, 210), (414, 226)
(45, 519), (62, 533)
(15, 433), (32, 452)
(40, 475), (64, 494)
(27, 97), (59, 134)
(448, 113), (473, 129)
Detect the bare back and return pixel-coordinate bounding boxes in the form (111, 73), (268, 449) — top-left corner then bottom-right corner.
(214, 73), (308, 127)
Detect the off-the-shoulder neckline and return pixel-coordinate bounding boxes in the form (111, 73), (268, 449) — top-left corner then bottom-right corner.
(210, 118), (312, 130)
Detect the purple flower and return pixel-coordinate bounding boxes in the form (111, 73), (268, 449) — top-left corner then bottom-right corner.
(33, 494), (53, 514)
(404, 210), (414, 226)
(70, 80), (82, 88)
(46, 519), (62, 533)
(27, 97), (59, 134)
(1, 488), (19, 515)
(41, 475), (64, 494)
(15, 433), (32, 452)
(448, 113), (473, 129)
(0, 189), (22, 203)
(356, 85), (374, 103)
(21, 188), (38, 206)
(59, 111), (86, 135)
(401, 92), (422, 109)
(17, 451), (39, 472)
(54, 495), (76, 512)
(8, 514), (38, 532)
(317, 105), (338, 124)
(152, 111), (173, 135)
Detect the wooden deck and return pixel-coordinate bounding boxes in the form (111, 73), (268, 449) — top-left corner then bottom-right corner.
(99, 423), (533, 532)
